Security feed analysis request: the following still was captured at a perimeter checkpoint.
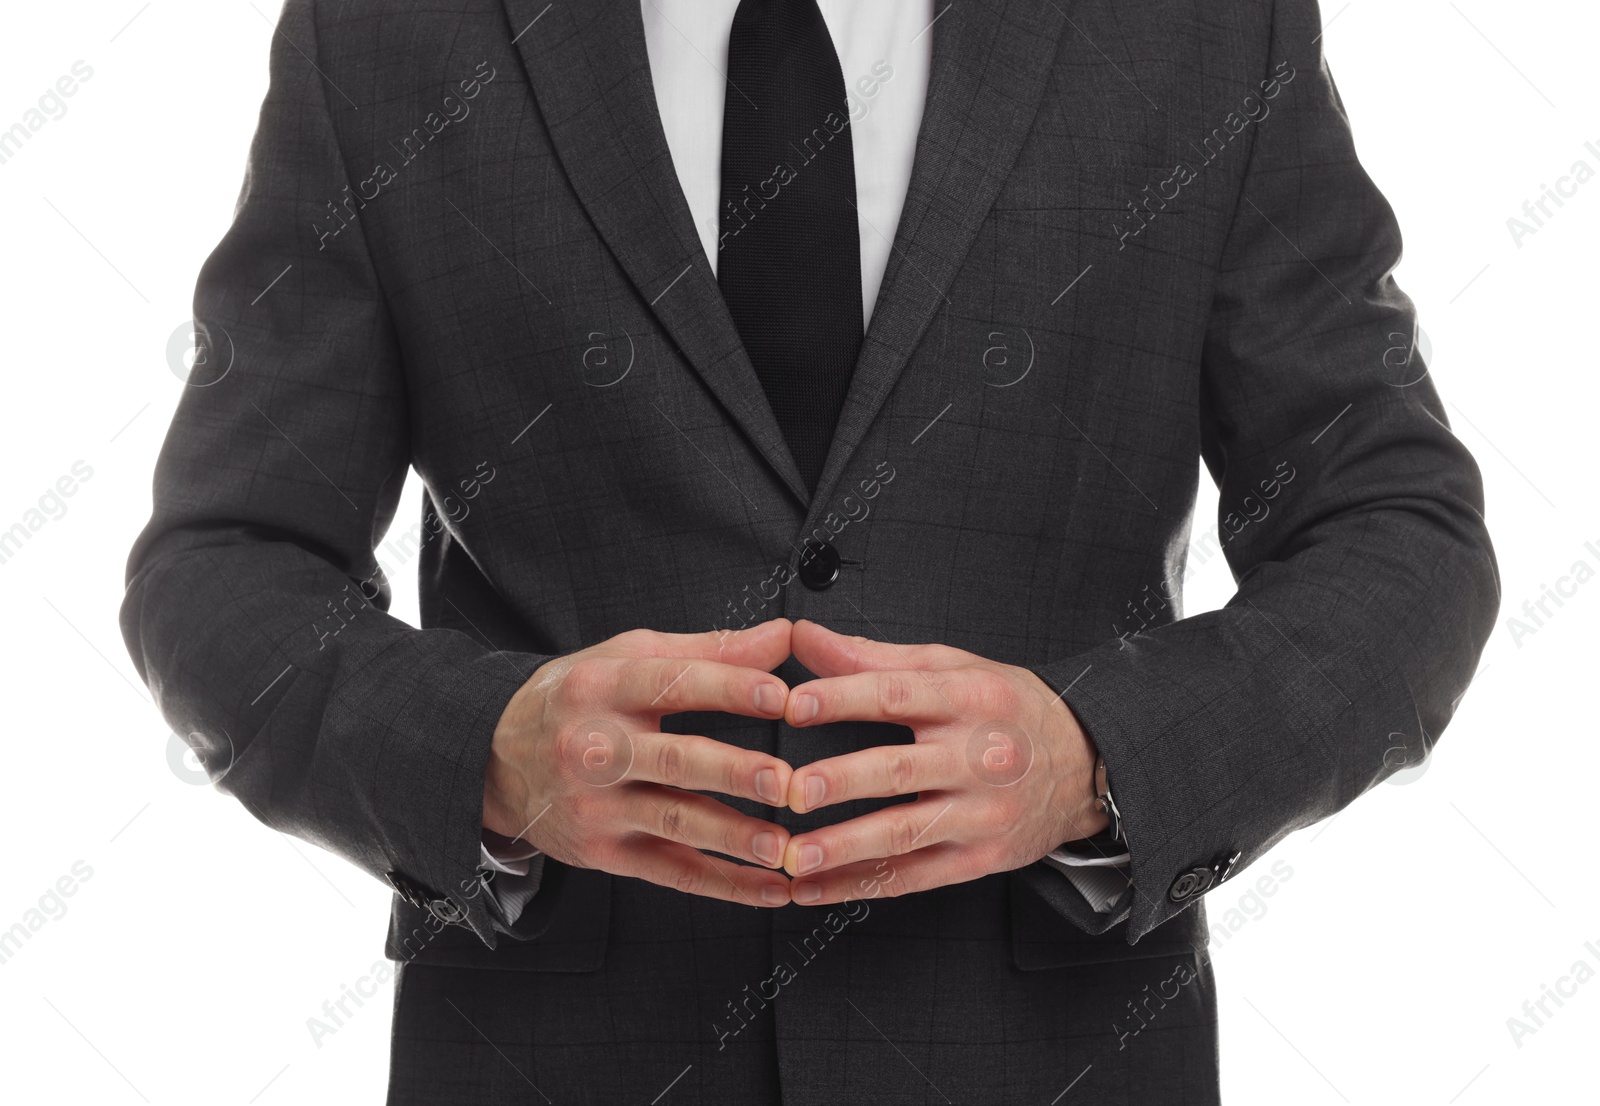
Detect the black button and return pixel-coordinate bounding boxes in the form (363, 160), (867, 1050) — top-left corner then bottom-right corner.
(1168, 850), (1243, 904)
(1168, 866), (1215, 903)
(798, 539), (841, 590)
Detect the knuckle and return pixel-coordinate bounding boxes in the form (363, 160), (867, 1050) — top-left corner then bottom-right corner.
(553, 726), (594, 776)
(973, 674), (1020, 718)
(970, 840), (1006, 876)
(879, 871), (911, 898)
(576, 834), (616, 872)
(657, 737), (691, 786)
(723, 817), (748, 859)
(559, 658), (608, 704)
(650, 661), (693, 708)
(876, 674), (916, 720)
(947, 671), (985, 713)
(672, 864), (703, 897)
(886, 749), (919, 794)
(615, 656), (649, 694)
(965, 838), (999, 870)
(721, 755), (743, 800)
(657, 796), (691, 841)
(614, 627), (652, 653)
(563, 787), (598, 827)
(887, 812), (918, 856)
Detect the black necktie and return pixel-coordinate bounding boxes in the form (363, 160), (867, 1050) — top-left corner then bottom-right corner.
(718, 0), (864, 496)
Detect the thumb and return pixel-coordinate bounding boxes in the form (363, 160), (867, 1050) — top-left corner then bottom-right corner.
(704, 617), (794, 672)
(789, 619), (930, 678)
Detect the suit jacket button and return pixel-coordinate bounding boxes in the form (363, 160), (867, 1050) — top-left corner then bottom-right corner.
(798, 539), (841, 590)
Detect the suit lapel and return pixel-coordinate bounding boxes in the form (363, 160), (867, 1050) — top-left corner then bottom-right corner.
(501, 0), (811, 506)
(807, 0), (1070, 513)
(501, 0), (1070, 517)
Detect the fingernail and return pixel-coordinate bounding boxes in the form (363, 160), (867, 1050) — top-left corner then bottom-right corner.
(792, 693), (819, 724)
(752, 831), (782, 866)
(754, 767), (782, 805)
(793, 882), (822, 905)
(761, 884), (788, 906)
(756, 682), (785, 716)
(797, 843), (823, 875)
(804, 775), (827, 810)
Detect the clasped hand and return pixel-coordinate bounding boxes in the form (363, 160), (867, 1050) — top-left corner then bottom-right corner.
(483, 618), (1106, 908)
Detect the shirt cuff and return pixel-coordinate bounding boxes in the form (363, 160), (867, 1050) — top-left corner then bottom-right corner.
(1043, 843), (1132, 914)
(479, 839), (1129, 920)
(1045, 844), (1131, 868)
(478, 837), (547, 926)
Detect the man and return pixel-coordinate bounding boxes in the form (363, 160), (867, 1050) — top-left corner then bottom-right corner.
(121, 0), (1498, 1101)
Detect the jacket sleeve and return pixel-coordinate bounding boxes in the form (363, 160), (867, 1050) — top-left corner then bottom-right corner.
(118, 0), (547, 949)
(1027, 0), (1499, 943)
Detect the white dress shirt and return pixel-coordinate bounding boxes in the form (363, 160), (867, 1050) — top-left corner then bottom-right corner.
(642, 0), (933, 324)
(478, 0), (1131, 926)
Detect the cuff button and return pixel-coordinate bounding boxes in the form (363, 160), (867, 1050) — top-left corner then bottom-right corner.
(1168, 867), (1215, 903)
(427, 897), (467, 925)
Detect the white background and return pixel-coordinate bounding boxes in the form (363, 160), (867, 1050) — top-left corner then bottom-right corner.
(0, 1), (1596, 1103)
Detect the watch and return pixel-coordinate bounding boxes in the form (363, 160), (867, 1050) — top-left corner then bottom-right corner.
(1093, 754), (1124, 843)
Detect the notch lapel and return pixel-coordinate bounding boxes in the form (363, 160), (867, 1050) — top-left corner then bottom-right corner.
(501, 0), (811, 507)
(807, 0), (1071, 513)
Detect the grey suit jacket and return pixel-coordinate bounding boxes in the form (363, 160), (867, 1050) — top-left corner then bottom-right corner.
(122, 0), (1495, 1025)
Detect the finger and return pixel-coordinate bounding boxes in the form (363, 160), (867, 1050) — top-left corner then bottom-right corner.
(789, 842), (990, 906)
(787, 742), (963, 813)
(785, 668), (964, 729)
(602, 656), (790, 718)
(618, 619), (793, 671)
(790, 620), (971, 678)
(605, 833), (792, 908)
(628, 732), (793, 806)
(782, 797), (965, 876)
(623, 785), (791, 868)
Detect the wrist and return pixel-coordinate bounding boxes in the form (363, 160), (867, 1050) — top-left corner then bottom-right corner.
(482, 679), (539, 839)
(1031, 672), (1109, 843)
